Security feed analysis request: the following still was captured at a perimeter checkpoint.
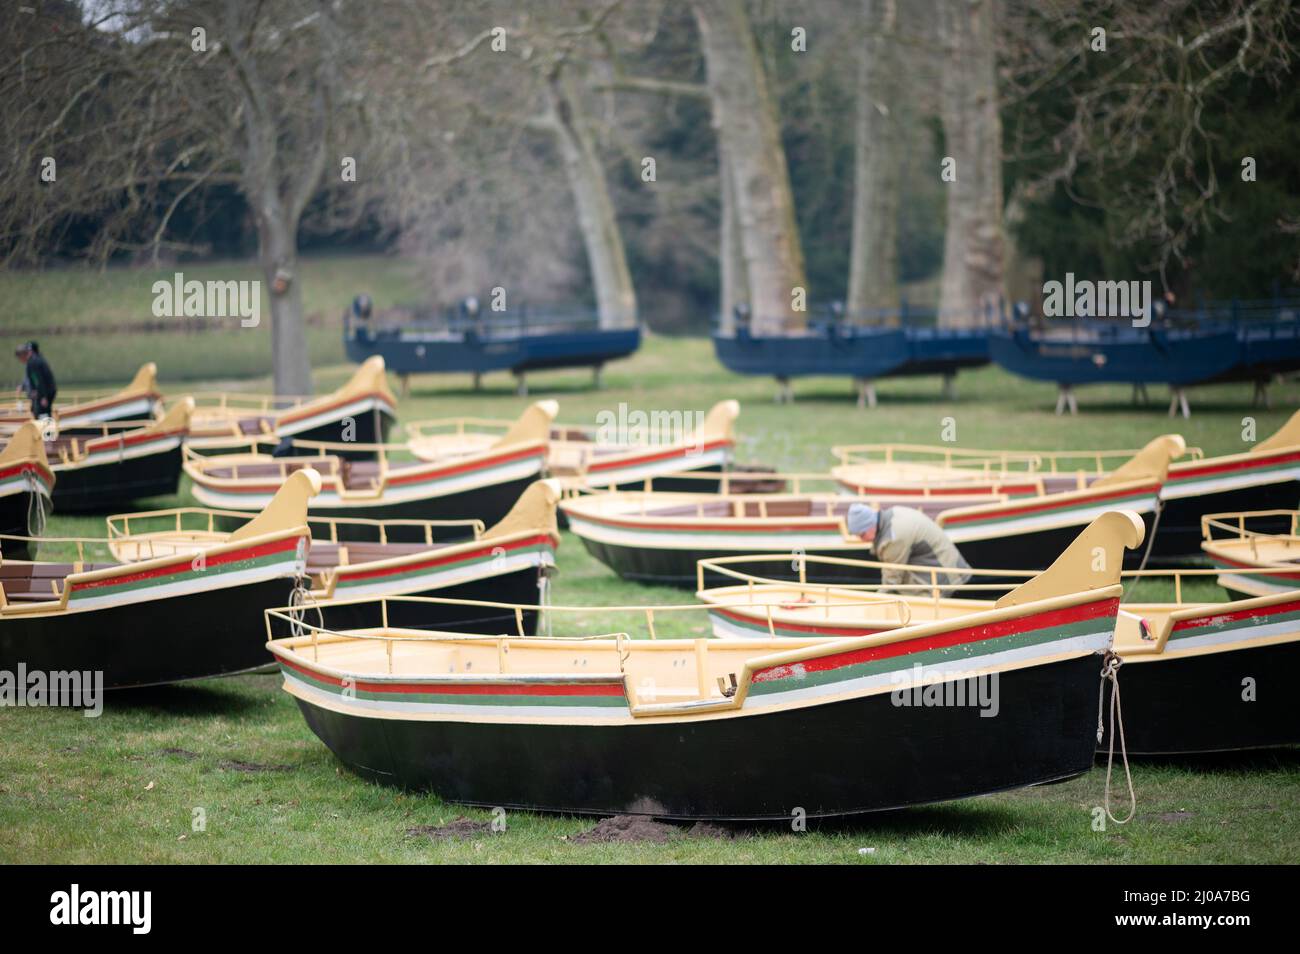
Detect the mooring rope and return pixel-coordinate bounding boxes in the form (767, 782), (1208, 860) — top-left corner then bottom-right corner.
(1121, 498), (1164, 603)
(25, 474), (49, 539)
(1096, 651), (1136, 824)
(287, 574), (324, 639)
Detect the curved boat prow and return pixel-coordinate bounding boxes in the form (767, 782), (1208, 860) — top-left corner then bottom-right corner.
(996, 510), (1145, 608)
(337, 355), (397, 407)
(227, 468), (322, 543)
(493, 400), (559, 449)
(696, 400), (740, 444)
(1251, 409), (1300, 454)
(124, 362), (159, 396)
(483, 478), (562, 541)
(146, 396), (195, 434)
(1093, 433), (1186, 488)
(0, 421), (50, 467)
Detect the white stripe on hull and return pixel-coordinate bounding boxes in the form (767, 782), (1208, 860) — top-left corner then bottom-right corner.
(53, 436), (180, 472)
(276, 396), (395, 437)
(584, 447), (732, 488)
(1214, 573), (1295, 597)
(1163, 465), (1300, 500)
(284, 671), (625, 720)
(192, 455), (543, 511)
(64, 556), (304, 613)
(59, 397), (159, 426)
(748, 629), (1113, 709)
(945, 494), (1158, 543)
(565, 516), (850, 553)
(335, 550), (553, 598)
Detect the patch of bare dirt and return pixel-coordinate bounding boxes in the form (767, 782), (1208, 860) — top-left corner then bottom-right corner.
(687, 821), (736, 840)
(570, 815), (682, 844)
(405, 816), (493, 840)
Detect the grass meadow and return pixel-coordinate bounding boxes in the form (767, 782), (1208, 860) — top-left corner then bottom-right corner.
(2, 256), (1298, 863)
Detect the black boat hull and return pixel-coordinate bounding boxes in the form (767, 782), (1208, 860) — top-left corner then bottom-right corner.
(575, 510), (1156, 588)
(51, 447), (183, 512)
(0, 492), (44, 560)
(292, 653), (1102, 820)
(1151, 482), (1299, 560)
(955, 509), (1158, 572)
(289, 407), (394, 460)
(579, 538), (881, 589)
(1102, 640), (1300, 755)
(311, 568), (544, 636)
(0, 577), (297, 690)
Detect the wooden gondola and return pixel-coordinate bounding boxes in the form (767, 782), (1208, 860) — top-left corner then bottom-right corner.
(835, 415), (1300, 558)
(262, 511), (1138, 820)
(183, 400), (554, 528)
(185, 356), (397, 458)
(38, 399), (193, 513)
(0, 363), (164, 431)
(106, 479), (561, 635)
(0, 470), (319, 690)
(0, 423), (54, 560)
(697, 538), (1300, 755)
(406, 400), (741, 492)
(561, 437), (1181, 587)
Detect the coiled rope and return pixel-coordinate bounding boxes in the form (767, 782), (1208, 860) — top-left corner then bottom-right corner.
(25, 474), (50, 539)
(287, 574), (324, 639)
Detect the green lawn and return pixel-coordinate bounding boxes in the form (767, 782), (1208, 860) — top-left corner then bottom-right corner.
(2, 256), (1298, 863)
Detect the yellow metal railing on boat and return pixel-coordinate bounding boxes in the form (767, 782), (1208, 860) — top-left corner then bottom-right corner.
(830, 442), (1206, 473)
(265, 594), (821, 656)
(1201, 510), (1300, 543)
(106, 506), (483, 545)
(695, 552), (1299, 609)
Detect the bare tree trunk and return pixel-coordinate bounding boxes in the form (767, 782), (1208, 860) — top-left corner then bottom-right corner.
(256, 198), (314, 396)
(547, 71), (638, 329)
(847, 0), (902, 319)
(717, 141), (749, 334)
(1002, 182), (1043, 307)
(692, 0), (807, 334)
(937, 0), (1004, 327)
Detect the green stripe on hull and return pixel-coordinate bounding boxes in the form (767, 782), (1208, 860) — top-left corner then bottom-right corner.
(334, 543), (553, 590)
(747, 617), (1104, 696)
(69, 549), (297, 600)
(945, 491), (1153, 531)
(285, 666), (628, 708)
(1171, 606), (1300, 641)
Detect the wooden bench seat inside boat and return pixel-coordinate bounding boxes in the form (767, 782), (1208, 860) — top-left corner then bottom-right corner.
(305, 541), (443, 573)
(202, 457), (423, 492)
(641, 497), (957, 520)
(205, 459), (345, 481)
(238, 415), (274, 435)
(0, 561), (115, 602)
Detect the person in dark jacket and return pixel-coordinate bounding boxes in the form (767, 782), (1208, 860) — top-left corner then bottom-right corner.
(15, 341), (57, 417)
(847, 503), (972, 596)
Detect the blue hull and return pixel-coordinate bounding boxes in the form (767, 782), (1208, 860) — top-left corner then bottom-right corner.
(713, 328), (910, 378)
(346, 327), (640, 375)
(989, 326), (1241, 386)
(894, 328), (990, 377)
(1216, 319), (1300, 381)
